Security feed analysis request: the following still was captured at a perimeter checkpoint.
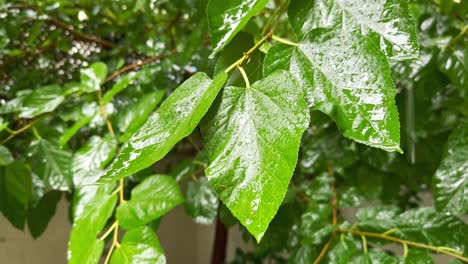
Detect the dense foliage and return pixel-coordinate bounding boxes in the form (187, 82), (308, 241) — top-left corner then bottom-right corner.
(0, 0), (467, 263)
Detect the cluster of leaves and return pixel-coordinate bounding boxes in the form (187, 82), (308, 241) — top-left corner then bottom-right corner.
(0, 0), (467, 263)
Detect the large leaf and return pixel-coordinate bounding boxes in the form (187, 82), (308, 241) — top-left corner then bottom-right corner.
(27, 191), (61, 238)
(99, 72), (227, 183)
(68, 184), (117, 264)
(19, 85), (65, 118)
(184, 177), (219, 225)
(27, 139), (72, 191)
(202, 70), (309, 241)
(116, 175), (184, 229)
(433, 123), (468, 214)
(207, 0), (269, 57)
(0, 161), (32, 229)
(72, 135), (117, 186)
(356, 206), (468, 252)
(110, 226), (165, 264)
(264, 29), (401, 152)
(288, 0), (419, 61)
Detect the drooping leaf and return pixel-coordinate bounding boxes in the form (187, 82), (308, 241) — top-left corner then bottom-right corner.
(68, 184), (117, 264)
(80, 62), (108, 92)
(356, 206), (468, 252)
(27, 191), (61, 238)
(184, 177), (219, 225)
(110, 226), (166, 264)
(433, 123), (468, 214)
(19, 85), (65, 118)
(288, 0), (419, 61)
(117, 90), (165, 143)
(0, 145), (14, 166)
(100, 72), (227, 183)
(0, 161), (32, 229)
(202, 70), (309, 241)
(207, 0), (269, 57)
(27, 139), (72, 191)
(116, 175), (184, 229)
(265, 29), (401, 152)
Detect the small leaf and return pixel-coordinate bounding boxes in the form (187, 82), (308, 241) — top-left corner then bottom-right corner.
(102, 72), (138, 104)
(202, 71), (309, 241)
(288, 0), (419, 61)
(19, 85), (65, 118)
(184, 178), (219, 225)
(27, 139), (73, 191)
(80, 62), (108, 92)
(116, 175), (184, 229)
(300, 203), (334, 246)
(326, 236), (359, 264)
(27, 191), (61, 238)
(100, 72), (227, 183)
(117, 90), (165, 143)
(433, 123), (468, 214)
(110, 226), (166, 264)
(0, 161), (32, 229)
(207, 0), (269, 57)
(0, 145), (14, 166)
(438, 46), (467, 89)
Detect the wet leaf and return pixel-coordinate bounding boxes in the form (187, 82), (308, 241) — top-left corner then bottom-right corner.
(110, 226), (166, 264)
(19, 85), (65, 118)
(351, 249), (400, 264)
(404, 249), (434, 264)
(207, 0), (269, 57)
(433, 123), (468, 214)
(184, 177), (219, 225)
(27, 139), (72, 191)
(0, 161), (32, 229)
(289, 0), (419, 61)
(438, 47), (467, 89)
(300, 203), (334, 246)
(100, 72), (227, 183)
(102, 72), (138, 104)
(202, 70), (309, 241)
(0, 145), (14, 166)
(80, 62), (108, 92)
(116, 175), (184, 229)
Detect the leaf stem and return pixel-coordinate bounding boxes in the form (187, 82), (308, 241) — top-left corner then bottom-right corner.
(237, 66), (251, 88)
(339, 229), (468, 262)
(0, 119), (38, 144)
(224, 31), (273, 73)
(99, 221), (118, 241)
(272, 35), (298, 46)
(361, 235), (368, 254)
(103, 222), (120, 264)
(313, 235), (335, 264)
(119, 179), (125, 204)
(31, 126), (42, 140)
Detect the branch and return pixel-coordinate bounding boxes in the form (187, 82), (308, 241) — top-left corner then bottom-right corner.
(104, 49), (178, 83)
(0, 119), (38, 144)
(313, 235), (335, 264)
(339, 229), (468, 262)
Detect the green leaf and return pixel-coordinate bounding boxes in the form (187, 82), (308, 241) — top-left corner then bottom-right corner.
(288, 246), (317, 264)
(0, 161), (32, 229)
(433, 123), (468, 214)
(202, 70), (309, 241)
(117, 90), (165, 143)
(0, 118), (9, 133)
(326, 236), (359, 264)
(100, 72), (227, 183)
(207, 0), (269, 57)
(102, 72), (138, 104)
(68, 184), (117, 264)
(356, 206), (468, 252)
(404, 249), (434, 264)
(80, 62), (108, 92)
(0, 145), (14, 166)
(300, 203), (334, 246)
(265, 29), (401, 152)
(27, 191), (61, 238)
(288, 0), (419, 61)
(116, 175), (184, 229)
(110, 226), (165, 264)
(27, 139), (72, 191)
(72, 135), (118, 186)
(438, 47), (467, 89)
(19, 85), (65, 118)
(351, 249), (400, 264)
(59, 115), (93, 147)
(184, 177), (219, 225)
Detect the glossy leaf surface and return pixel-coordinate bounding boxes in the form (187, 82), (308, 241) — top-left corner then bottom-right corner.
(207, 0), (269, 57)
(19, 85), (65, 118)
(110, 226), (165, 264)
(202, 71), (309, 241)
(27, 139), (73, 191)
(288, 0), (419, 61)
(80, 62), (108, 92)
(100, 72), (227, 183)
(116, 175), (184, 229)
(433, 123), (468, 214)
(184, 177), (219, 224)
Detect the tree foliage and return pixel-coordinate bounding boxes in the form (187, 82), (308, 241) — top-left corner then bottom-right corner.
(0, 0), (467, 263)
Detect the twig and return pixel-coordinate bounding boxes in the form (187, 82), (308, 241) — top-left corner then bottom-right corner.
(104, 49), (177, 83)
(313, 235), (335, 264)
(0, 119), (38, 144)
